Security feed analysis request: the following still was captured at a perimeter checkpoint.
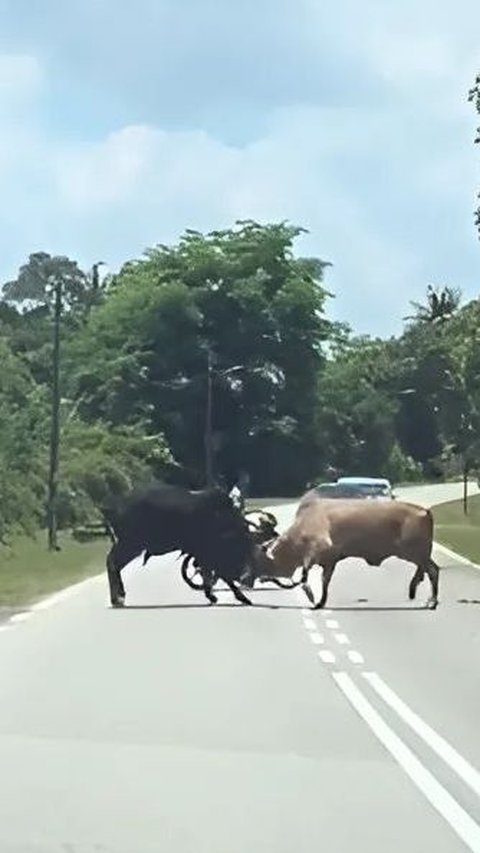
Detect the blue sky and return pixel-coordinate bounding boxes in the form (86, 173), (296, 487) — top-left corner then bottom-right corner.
(0, 0), (479, 335)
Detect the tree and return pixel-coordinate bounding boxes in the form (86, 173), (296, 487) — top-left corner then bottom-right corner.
(57, 418), (172, 527)
(314, 337), (401, 479)
(0, 337), (49, 540)
(436, 301), (480, 511)
(3, 253), (88, 311)
(405, 285), (462, 325)
(69, 221), (334, 494)
(468, 72), (480, 237)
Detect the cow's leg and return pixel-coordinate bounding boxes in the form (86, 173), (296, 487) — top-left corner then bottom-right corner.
(301, 566), (316, 605)
(223, 578), (252, 605)
(425, 558), (439, 610)
(408, 566), (425, 601)
(202, 570), (218, 605)
(313, 563), (336, 609)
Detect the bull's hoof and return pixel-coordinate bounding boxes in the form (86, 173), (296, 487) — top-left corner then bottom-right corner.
(207, 595), (218, 606)
(408, 586), (416, 601)
(426, 598), (438, 610)
(111, 596), (125, 608)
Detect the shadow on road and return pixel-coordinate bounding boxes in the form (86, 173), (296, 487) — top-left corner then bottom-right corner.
(115, 601), (300, 611)
(115, 601), (430, 612)
(323, 605), (430, 612)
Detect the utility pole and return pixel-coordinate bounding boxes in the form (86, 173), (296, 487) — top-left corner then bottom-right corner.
(205, 349), (214, 487)
(47, 280), (62, 551)
(91, 260), (105, 294)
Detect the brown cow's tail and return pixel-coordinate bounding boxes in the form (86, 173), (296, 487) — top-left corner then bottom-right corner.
(425, 507), (435, 559)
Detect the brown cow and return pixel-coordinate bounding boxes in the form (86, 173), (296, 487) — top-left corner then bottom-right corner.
(254, 496), (439, 609)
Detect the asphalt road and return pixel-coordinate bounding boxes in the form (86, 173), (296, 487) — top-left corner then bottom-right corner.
(0, 483), (479, 852)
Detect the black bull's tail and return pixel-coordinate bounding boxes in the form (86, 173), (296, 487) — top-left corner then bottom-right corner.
(100, 508), (119, 545)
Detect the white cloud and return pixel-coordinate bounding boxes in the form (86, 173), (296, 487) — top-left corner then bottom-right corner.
(45, 107), (435, 331)
(2, 94), (477, 335)
(0, 1), (479, 337)
(57, 126), (160, 206)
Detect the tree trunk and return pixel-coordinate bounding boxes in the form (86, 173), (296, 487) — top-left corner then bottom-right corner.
(47, 281), (62, 550)
(463, 463), (468, 516)
(204, 350), (214, 488)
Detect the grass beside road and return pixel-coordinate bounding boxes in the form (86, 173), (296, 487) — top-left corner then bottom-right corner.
(0, 532), (107, 608)
(433, 495), (480, 564)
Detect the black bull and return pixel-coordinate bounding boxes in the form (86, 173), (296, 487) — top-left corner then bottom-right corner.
(103, 485), (255, 607)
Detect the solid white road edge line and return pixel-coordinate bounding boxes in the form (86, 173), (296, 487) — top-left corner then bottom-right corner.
(332, 672), (480, 853)
(9, 612), (32, 624)
(363, 672), (480, 798)
(31, 573), (104, 612)
(434, 542), (480, 572)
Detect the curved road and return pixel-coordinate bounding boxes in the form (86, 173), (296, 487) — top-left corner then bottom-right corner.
(0, 483), (479, 852)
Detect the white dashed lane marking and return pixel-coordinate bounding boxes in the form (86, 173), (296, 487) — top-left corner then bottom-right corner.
(298, 589), (480, 850)
(334, 632), (350, 645)
(318, 650), (336, 664)
(309, 632), (325, 645)
(348, 650), (364, 665)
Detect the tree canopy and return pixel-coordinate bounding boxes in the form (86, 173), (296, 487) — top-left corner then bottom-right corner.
(1, 218), (479, 540)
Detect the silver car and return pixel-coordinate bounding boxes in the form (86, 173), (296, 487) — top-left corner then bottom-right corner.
(336, 476), (395, 500)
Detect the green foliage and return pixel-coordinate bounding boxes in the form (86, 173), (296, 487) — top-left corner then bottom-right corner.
(0, 337), (48, 538)
(58, 419), (172, 526)
(2, 220), (480, 551)
(406, 285), (462, 325)
(69, 221), (334, 493)
(468, 72), (480, 236)
(3, 252), (88, 310)
(314, 336), (399, 479)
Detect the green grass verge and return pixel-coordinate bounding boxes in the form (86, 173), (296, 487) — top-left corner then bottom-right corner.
(433, 495), (480, 564)
(0, 532), (107, 608)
